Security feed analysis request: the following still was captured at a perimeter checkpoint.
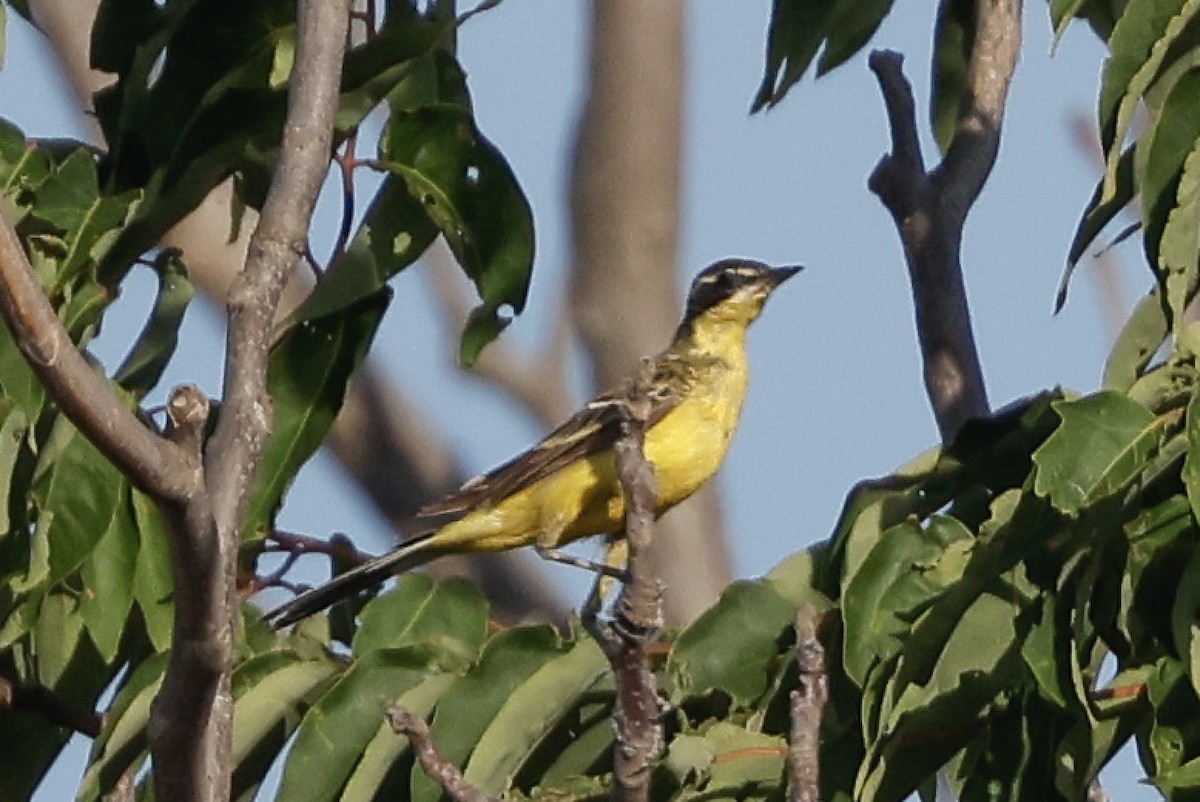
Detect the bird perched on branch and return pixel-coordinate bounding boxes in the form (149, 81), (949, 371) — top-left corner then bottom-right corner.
(265, 258), (802, 628)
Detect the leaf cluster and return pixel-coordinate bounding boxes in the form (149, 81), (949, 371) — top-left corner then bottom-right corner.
(0, 1), (534, 796)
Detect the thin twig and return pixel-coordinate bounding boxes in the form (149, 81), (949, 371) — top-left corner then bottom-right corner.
(387, 705), (499, 802)
(788, 606), (827, 802)
(330, 133), (358, 265)
(866, 0), (1023, 442)
(0, 673), (103, 737)
(0, 214), (196, 501)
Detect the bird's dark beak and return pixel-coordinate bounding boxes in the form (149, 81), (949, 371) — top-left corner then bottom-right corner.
(767, 264), (804, 287)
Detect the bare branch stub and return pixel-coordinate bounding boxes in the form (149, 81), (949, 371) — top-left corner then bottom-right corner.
(387, 705), (499, 802)
(0, 213), (197, 502)
(788, 606), (827, 802)
(867, 0), (1023, 443)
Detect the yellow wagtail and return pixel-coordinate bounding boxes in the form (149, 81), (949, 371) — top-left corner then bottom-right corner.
(265, 258), (801, 627)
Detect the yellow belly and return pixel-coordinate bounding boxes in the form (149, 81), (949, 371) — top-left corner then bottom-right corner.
(432, 370), (746, 553)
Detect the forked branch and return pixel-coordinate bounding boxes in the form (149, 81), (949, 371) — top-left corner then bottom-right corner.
(867, 0), (1022, 440)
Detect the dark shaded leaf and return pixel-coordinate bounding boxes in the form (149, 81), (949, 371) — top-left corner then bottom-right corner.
(817, 0), (898, 76)
(413, 626), (566, 802)
(1060, 145), (1135, 312)
(113, 251), (193, 398)
(276, 646), (442, 801)
(377, 103), (534, 365)
(751, 0), (838, 111)
(353, 573), (487, 664)
(463, 636), (608, 796)
(244, 291), (389, 539)
(667, 580), (796, 707)
(931, 0), (975, 153)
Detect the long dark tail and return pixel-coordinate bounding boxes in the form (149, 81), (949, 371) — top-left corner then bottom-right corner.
(263, 531), (443, 629)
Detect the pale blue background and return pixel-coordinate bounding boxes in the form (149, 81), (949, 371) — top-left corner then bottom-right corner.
(0, 2), (1154, 799)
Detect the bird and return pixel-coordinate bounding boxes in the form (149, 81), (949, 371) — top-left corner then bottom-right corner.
(264, 258), (802, 628)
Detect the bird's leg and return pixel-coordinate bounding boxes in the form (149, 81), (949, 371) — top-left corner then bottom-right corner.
(533, 543), (630, 581)
(583, 537), (629, 618)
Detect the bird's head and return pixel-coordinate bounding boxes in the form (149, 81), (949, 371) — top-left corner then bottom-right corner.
(678, 258), (803, 336)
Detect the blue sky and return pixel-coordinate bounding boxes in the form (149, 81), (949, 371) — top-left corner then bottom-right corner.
(0, 2), (1155, 799)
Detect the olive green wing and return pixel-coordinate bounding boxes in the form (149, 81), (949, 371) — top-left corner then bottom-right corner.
(418, 359), (688, 517)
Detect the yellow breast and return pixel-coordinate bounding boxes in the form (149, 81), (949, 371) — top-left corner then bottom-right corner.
(433, 328), (751, 553)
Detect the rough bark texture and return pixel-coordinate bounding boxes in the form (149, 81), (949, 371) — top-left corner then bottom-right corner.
(571, 0), (731, 626)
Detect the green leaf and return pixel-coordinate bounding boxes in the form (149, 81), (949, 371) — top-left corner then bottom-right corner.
(412, 626), (566, 802)
(667, 580), (796, 707)
(1032, 392), (1169, 515)
(28, 417), (127, 590)
(353, 574), (487, 665)
(113, 251), (193, 398)
(817, 0), (898, 76)
(1145, 657), (1200, 783)
(1158, 130), (1200, 324)
(825, 447), (944, 597)
(376, 103), (534, 365)
(1182, 387), (1200, 523)
(31, 591), (84, 688)
(277, 646), (442, 801)
(667, 722), (787, 794)
(340, 673), (457, 800)
(130, 487), (174, 651)
(30, 148), (139, 290)
(244, 291), (389, 539)
(1124, 494), (1195, 649)
(80, 651), (169, 802)
(77, 483), (138, 663)
(1103, 289), (1169, 391)
(464, 635), (608, 796)
(228, 650), (342, 800)
(286, 176), (438, 325)
(931, 0), (975, 153)
(840, 516), (975, 684)
(1098, 0), (1200, 195)
(1051, 0), (1094, 38)
(0, 401), (26, 535)
(859, 592), (1026, 802)
(1060, 145), (1135, 312)
(751, 0), (837, 111)
(0, 309), (45, 423)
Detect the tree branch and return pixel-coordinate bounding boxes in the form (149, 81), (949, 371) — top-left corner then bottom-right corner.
(149, 1), (351, 798)
(206, 0), (349, 541)
(585, 365), (665, 802)
(867, 0), (1021, 440)
(386, 705), (499, 802)
(788, 606), (827, 802)
(0, 216), (196, 501)
(0, 673), (103, 738)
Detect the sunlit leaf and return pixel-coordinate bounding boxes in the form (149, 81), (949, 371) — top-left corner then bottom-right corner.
(1033, 392), (1169, 514)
